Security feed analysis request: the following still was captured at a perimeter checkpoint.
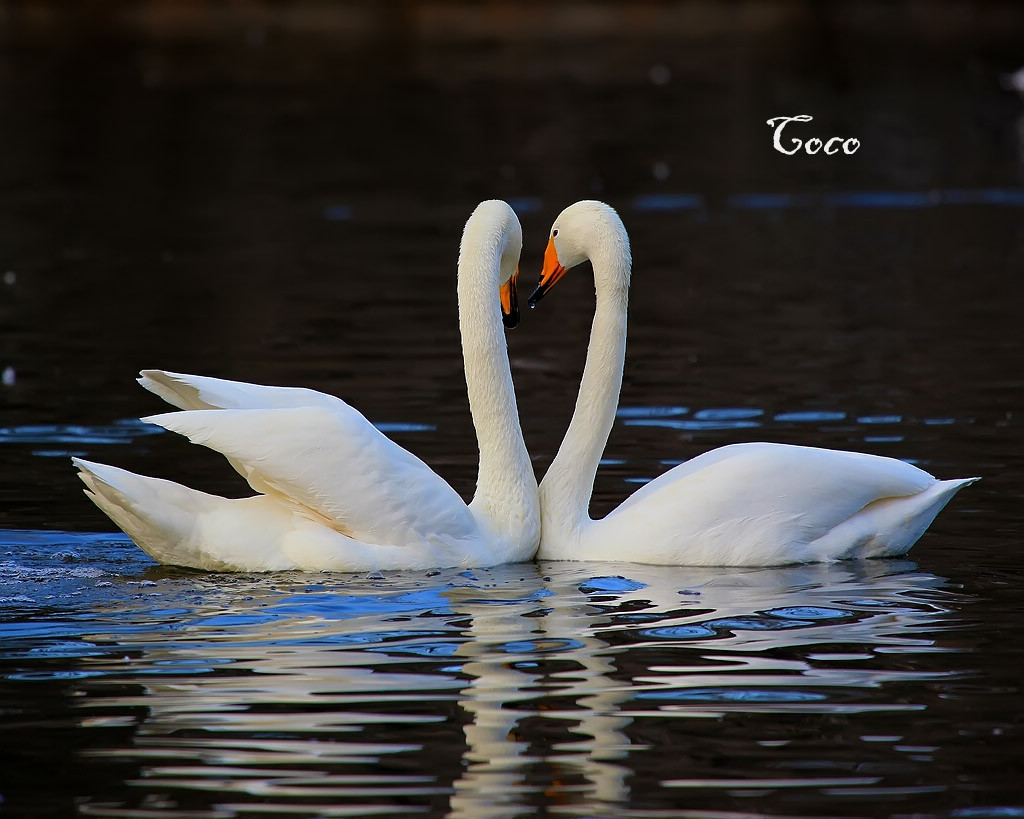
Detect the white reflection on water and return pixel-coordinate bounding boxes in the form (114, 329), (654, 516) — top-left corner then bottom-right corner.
(2, 554), (961, 817)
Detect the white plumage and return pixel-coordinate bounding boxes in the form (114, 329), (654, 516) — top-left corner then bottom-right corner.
(75, 200), (539, 572)
(530, 201), (978, 566)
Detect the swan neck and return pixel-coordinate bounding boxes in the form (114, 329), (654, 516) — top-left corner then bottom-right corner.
(458, 238), (536, 545)
(541, 249), (629, 539)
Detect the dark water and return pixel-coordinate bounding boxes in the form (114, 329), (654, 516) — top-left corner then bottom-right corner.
(2, 4), (1024, 817)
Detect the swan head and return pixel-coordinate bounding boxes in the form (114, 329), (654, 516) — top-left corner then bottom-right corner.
(461, 200), (523, 328)
(528, 200), (630, 307)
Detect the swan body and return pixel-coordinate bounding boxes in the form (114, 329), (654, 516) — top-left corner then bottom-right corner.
(75, 200), (539, 572)
(529, 200), (978, 567)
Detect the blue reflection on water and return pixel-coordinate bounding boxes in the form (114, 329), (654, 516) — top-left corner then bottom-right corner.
(774, 410), (847, 423)
(728, 193), (813, 209)
(372, 422), (436, 433)
(623, 188), (1024, 213)
(0, 418), (432, 450)
(624, 418), (761, 431)
(693, 408), (764, 421)
(639, 624), (717, 639)
(637, 688), (829, 702)
(826, 191), (937, 208)
(616, 405), (689, 419)
(632, 193), (705, 211)
(941, 189), (1024, 206)
(0, 419), (163, 446)
(767, 606), (852, 620)
(579, 576), (648, 594)
(0, 528), (977, 816)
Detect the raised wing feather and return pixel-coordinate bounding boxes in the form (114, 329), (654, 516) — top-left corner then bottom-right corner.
(139, 370), (368, 495)
(139, 369), (341, 412)
(145, 404), (480, 551)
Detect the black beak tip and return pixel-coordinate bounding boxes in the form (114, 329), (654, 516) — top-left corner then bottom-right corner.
(502, 311), (520, 329)
(527, 286), (546, 308)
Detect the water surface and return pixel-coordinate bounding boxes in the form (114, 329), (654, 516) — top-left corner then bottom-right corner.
(5, 535), (1021, 818)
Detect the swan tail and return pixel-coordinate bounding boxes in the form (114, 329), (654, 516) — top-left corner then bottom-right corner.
(72, 458), (388, 572)
(811, 476), (980, 560)
(73, 457), (222, 568)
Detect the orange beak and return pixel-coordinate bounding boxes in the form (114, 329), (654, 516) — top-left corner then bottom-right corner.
(528, 237), (569, 307)
(499, 268), (520, 329)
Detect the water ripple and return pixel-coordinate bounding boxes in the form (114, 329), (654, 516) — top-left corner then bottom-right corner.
(0, 419), (164, 445)
(0, 543), (986, 817)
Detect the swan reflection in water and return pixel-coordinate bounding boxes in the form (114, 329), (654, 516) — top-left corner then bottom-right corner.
(71, 559), (963, 817)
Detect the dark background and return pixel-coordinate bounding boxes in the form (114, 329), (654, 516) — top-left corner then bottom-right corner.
(1, 0), (1021, 527)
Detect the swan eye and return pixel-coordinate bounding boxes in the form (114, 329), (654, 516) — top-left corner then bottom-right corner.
(552, 229), (559, 238)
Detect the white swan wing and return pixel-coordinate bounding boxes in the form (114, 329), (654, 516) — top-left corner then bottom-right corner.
(604, 442), (939, 563)
(145, 404), (480, 551)
(73, 458), (465, 572)
(139, 370), (401, 510)
(615, 443), (932, 516)
(138, 369), (343, 412)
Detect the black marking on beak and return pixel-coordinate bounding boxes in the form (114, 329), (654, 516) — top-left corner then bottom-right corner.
(527, 282), (547, 308)
(528, 264), (567, 308)
(502, 276), (520, 329)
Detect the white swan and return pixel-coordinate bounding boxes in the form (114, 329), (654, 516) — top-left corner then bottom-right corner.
(73, 200), (539, 572)
(527, 200), (978, 566)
